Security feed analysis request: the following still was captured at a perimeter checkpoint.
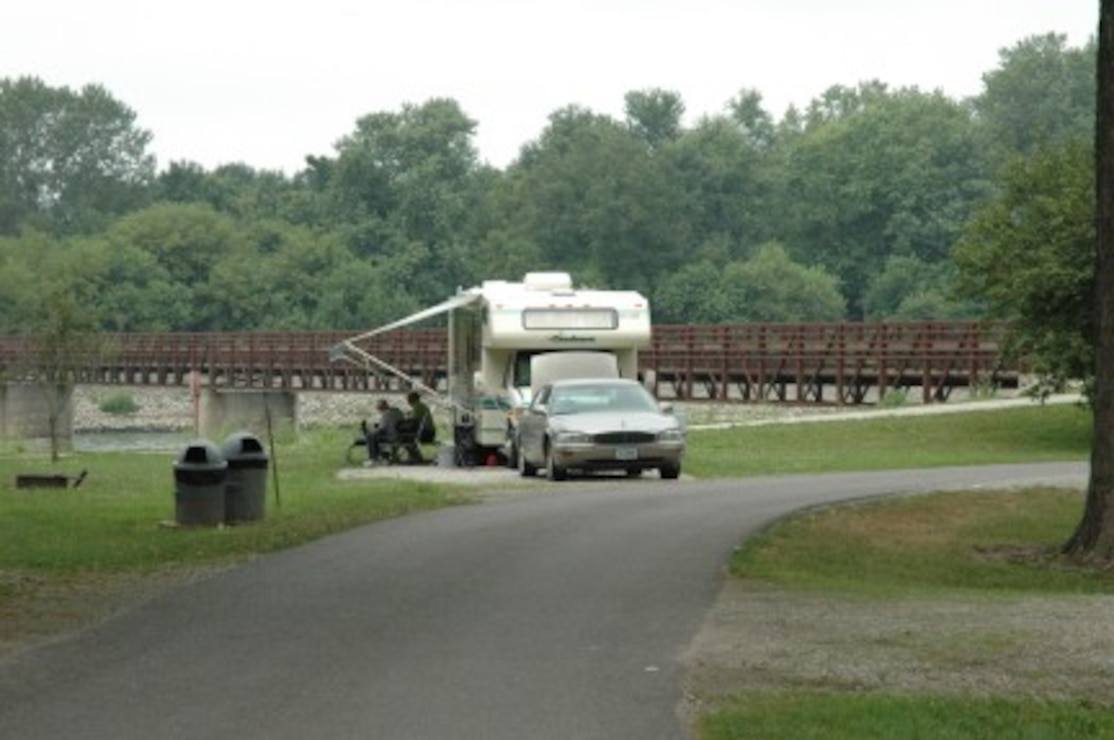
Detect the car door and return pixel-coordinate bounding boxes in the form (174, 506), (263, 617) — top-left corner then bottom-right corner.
(518, 384), (552, 465)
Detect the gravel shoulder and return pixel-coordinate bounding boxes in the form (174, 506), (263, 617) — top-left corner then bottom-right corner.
(7, 386), (1108, 710)
(683, 579), (1114, 712)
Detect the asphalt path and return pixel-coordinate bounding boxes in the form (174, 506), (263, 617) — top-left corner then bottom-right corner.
(0, 462), (1087, 740)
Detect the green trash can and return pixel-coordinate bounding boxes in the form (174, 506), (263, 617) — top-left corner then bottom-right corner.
(221, 431), (269, 523)
(174, 440), (228, 527)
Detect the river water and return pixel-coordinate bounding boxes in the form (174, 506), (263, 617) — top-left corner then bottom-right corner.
(73, 431), (197, 453)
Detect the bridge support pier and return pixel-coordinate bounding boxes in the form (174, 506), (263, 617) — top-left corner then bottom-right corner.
(0, 382), (74, 447)
(199, 389), (297, 438)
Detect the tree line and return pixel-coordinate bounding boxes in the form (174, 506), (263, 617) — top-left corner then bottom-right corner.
(0, 33), (1096, 374)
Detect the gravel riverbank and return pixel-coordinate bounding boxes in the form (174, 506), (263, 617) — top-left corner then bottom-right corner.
(72, 386), (377, 433)
(71, 385), (857, 434)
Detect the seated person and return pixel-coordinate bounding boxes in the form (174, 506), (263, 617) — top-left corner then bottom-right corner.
(364, 399), (404, 464)
(406, 391), (436, 444)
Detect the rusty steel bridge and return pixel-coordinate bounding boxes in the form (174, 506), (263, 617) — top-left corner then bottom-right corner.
(0, 321), (1023, 405)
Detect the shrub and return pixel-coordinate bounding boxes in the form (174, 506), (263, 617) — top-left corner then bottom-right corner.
(98, 392), (140, 415)
(879, 388), (909, 408)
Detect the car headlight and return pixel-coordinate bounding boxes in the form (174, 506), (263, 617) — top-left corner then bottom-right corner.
(657, 428), (684, 443)
(553, 430), (592, 445)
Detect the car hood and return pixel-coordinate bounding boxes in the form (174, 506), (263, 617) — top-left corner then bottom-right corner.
(549, 412), (680, 435)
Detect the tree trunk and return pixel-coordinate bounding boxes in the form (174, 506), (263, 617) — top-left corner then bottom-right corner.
(1065, 0), (1114, 557)
(46, 382), (67, 464)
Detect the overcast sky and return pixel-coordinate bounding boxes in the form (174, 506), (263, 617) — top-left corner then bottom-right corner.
(2, 1), (1099, 173)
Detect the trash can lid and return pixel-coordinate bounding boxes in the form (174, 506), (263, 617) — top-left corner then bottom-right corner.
(220, 431), (268, 462)
(175, 439), (228, 470)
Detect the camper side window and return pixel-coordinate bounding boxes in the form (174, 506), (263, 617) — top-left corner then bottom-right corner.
(513, 351), (535, 387)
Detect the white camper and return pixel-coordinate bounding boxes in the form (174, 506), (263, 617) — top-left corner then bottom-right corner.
(331, 272), (651, 465)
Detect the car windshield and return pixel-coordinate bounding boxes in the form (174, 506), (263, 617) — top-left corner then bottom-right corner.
(548, 384), (659, 415)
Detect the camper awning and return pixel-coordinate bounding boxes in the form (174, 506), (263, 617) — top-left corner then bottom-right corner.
(327, 291), (481, 410)
(339, 291), (480, 347)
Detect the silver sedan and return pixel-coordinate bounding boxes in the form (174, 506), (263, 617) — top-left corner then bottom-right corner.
(516, 378), (685, 481)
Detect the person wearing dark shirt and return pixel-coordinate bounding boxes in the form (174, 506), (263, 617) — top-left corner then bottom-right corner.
(364, 398), (404, 464)
(406, 391), (435, 444)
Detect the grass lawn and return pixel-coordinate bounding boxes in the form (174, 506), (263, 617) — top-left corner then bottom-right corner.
(683, 403), (1091, 477)
(730, 485), (1106, 596)
(700, 694), (1114, 740)
(0, 426), (470, 578)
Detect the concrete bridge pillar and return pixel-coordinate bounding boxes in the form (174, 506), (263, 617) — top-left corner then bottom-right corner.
(198, 389), (297, 439)
(0, 382), (74, 445)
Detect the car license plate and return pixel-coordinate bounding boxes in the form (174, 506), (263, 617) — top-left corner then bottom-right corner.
(615, 446), (638, 461)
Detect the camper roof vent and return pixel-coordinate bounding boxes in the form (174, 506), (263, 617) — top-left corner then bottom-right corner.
(524, 272), (573, 292)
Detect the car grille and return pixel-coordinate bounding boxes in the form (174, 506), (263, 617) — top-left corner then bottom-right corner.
(593, 431), (656, 445)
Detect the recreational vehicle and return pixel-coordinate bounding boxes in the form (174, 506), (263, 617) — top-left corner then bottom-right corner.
(331, 272), (651, 465)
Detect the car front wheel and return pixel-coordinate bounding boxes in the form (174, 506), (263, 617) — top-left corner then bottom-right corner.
(545, 444), (567, 481)
(659, 462), (681, 480)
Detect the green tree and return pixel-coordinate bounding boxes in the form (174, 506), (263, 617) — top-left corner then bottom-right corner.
(652, 245), (844, 323)
(23, 288), (106, 461)
(212, 226), (355, 330)
(0, 77), (154, 236)
(46, 235), (183, 332)
(103, 203), (243, 329)
(802, 80), (891, 129)
(624, 88), (685, 150)
(313, 257), (394, 330)
(325, 98), (484, 304)
(862, 256), (976, 320)
(109, 202), (240, 287)
(727, 88), (776, 149)
(779, 85), (990, 317)
(660, 115), (775, 260)
(976, 33), (1096, 163)
(155, 161), (305, 223)
(953, 139), (1094, 389)
(653, 260), (733, 324)
(0, 232), (49, 332)
(726, 243), (846, 322)
(469, 226), (544, 286)
(507, 105), (687, 293)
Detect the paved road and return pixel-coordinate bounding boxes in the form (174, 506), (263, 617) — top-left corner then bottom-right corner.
(0, 463), (1086, 740)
